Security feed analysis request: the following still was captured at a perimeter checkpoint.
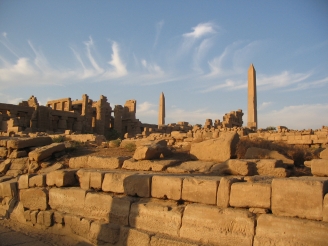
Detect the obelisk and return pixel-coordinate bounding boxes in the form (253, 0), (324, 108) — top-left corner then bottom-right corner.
(158, 92), (165, 126)
(247, 64), (257, 129)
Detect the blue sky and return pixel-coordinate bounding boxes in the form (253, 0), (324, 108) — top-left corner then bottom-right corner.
(0, 1), (327, 130)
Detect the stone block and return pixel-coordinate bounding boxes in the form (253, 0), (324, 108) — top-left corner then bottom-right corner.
(9, 150), (27, 159)
(64, 214), (91, 238)
(28, 143), (65, 162)
(18, 174), (33, 189)
(167, 161), (215, 173)
(152, 175), (184, 200)
(210, 159), (253, 176)
(30, 210), (39, 224)
(320, 148), (328, 159)
(0, 147), (8, 158)
(323, 193), (328, 222)
(87, 156), (126, 169)
(68, 156), (89, 169)
(180, 204), (255, 246)
(88, 221), (120, 245)
(0, 159), (11, 174)
(53, 211), (64, 224)
(287, 139), (313, 145)
(89, 172), (104, 190)
(245, 147), (294, 165)
(6, 136), (52, 149)
(46, 169), (78, 187)
(123, 174), (152, 197)
(230, 182), (271, 209)
(129, 200), (183, 237)
(217, 176), (243, 208)
(20, 188), (48, 210)
(84, 192), (113, 220)
(123, 158), (179, 171)
(29, 174), (46, 187)
(109, 196), (133, 226)
(49, 187), (86, 216)
(272, 177), (328, 220)
(254, 214), (328, 246)
(102, 171), (136, 193)
(311, 159), (328, 176)
(150, 235), (199, 246)
(76, 169), (90, 190)
(9, 158), (29, 170)
(119, 226), (151, 246)
(182, 176), (221, 205)
(39, 163), (63, 174)
(0, 180), (17, 199)
(37, 210), (53, 227)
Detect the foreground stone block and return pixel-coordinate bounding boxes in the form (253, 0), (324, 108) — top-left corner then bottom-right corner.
(245, 147), (294, 165)
(254, 214), (328, 246)
(129, 200), (183, 237)
(6, 136), (52, 149)
(87, 156), (126, 169)
(89, 221), (120, 245)
(180, 204), (255, 246)
(68, 156), (89, 169)
(311, 159), (328, 177)
(182, 176), (221, 205)
(84, 192), (113, 220)
(64, 214), (91, 238)
(272, 177), (328, 220)
(46, 169), (77, 187)
(102, 171), (137, 193)
(0, 180), (17, 199)
(323, 194), (328, 222)
(20, 188), (48, 210)
(0, 159), (11, 174)
(123, 158), (179, 171)
(217, 176), (243, 208)
(28, 143), (65, 162)
(211, 160), (254, 176)
(37, 210), (53, 227)
(167, 161), (215, 173)
(190, 132), (239, 162)
(119, 226), (151, 246)
(230, 182), (271, 209)
(29, 174), (46, 187)
(150, 235), (199, 246)
(123, 174), (152, 197)
(152, 175), (184, 200)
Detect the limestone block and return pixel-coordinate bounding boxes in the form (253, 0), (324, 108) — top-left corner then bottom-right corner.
(76, 169), (90, 190)
(217, 176), (243, 208)
(287, 139), (313, 145)
(9, 158), (29, 171)
(68, 156), (89, 169)
(28, 143), (65, 162)
(64, 214), (91, 238)
(49, 187), (86, 216)
(90, 171), (104, 190)
(190, 132), (239, 162)
(272, 177), (328, 220)
(9, 201), (26, 223)
(0, 159), (11, 174)
(0, 180), (17, 199)
(87, 156), (126, 169)
(230, 182), (271, 209)
(123, 158), (179, 171)
(129, 200), (183, 237)
(182, 176), (221, 205)
(133, 143), (171, 160)
(18, 174), (34, 189)
(323, 194), (328, 222)
(88, 221), (120, 245)
(211, 159), (253, 176)
(0, 139), (8, 147)
(254, 214), (328, 246)
(46, 169), (77, 187)
(6, 136), (52, 149)
(30, 210), (38, 224)
(152, 175), (184, 200)
(245, 147), (294, 165)
(37, 210), (53, 227)
(24, 210), (31, 221)
(39, 163), (63, 174)
(119, 226), (151, 246)
(109, 196), (133, 226)
(9, 150), (27, 159)
(29, 174), (46, 187)
(150, 235), (199, 246)
(0, 147), (8, 158)
(123, 174), (152, 197)
(102, 171), (137, 193)
(180, 204), (255, 246)
(167, 161), (215, 173)
(84, 192), (113, 220)
(320, 148), (328, 159)
(311, 159), (328, 176)
(19, 188), (48, 210)
(53, 211), (64, 224)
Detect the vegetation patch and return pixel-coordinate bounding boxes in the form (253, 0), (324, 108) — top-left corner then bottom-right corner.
(124, 142), (137, 152)
(52, 135), (66, 143)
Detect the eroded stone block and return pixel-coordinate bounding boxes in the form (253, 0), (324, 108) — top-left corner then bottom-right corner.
(123, 174), (152, 197)
(46, 169), (77, 187)
(152, 175), (184, 200)
(217, 176), (243, 208)
(88, 221), (120, 245)
(119, 226), (151, 246)
(20, 188), (48, 210)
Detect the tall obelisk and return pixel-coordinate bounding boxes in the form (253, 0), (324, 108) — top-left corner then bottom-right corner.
(158, 92), (165, 126)
(247, 64), (257, 129)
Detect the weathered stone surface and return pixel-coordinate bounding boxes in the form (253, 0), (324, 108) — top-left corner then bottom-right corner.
(245, 147), (294, 165)
(272, 177), (328, 220)
(46, 169), (77, 187)
(8, 150), (27, 158)
(123, 158), (179, 171)
(129, 200), (183, 237)
(320, 148), (328, 159)
(152, 175), (184, 200)
(167, 161), (215, 173)
(230, 182), (271, 209)
(323, 193), (328, 222)
(102, 171), (137, 193)
(18, 174), (33, 189)
(28, 143), (65, 162)
(64, 214), (91, 238)
(29, 174), (46, 187)
(123, 174), (152, 197)
(0, 180), (17, 199)
(19, 188), (48, 210)
(76, 169), (90, 190)
(180, 204), (255, 246)
(38, 163), (63, 174)
(68, 156), (89, 169)
(217, 176), (243, 208)
(190, 132), (239, 162)
(150, 235), (199, 246)
(0, 159), (11, 174)
(69, 156), (126, 169)
(53, 211), (64, 224)
(65, 134), (106, 144)
(211, 159), (252, 176)
(49, 187), (86, 216)
(133, 143), (171, 160)
(89, 171), (104, 190)
(182, 176), (221, 205)
(254, 214), (328, 246)
(9, 158), (29, 171)
(37, 210), (53, 227)
(256, 159), (289, 177)
(311, 159), (328, 176)
(0, 147), (8, 158)
(6, 137), (52, 149)
(119, 226), (151, 246)
(88, 221), (120, 245)
(84, 192), (113, 220)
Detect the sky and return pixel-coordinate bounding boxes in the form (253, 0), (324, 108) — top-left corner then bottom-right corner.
(0, 0), (327, 130)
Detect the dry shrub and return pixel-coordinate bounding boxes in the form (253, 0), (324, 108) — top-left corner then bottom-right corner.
(236, 137), (319, 166)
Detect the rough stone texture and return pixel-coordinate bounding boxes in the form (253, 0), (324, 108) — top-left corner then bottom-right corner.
(272, 177), (328, 220)
(29, 174), (46, 187)
(76, 169), (90, 190)
(133, 143), (171, 160)
(152, 175), (184, 200)
(76, 170), (105, 190)
(323, 193), (328, 222)
(129, 200), (183, 237)
(69, 156), (126, 169)
(102, 171), (137, 193)
(38, 163), (63, 174)
(9, 150), (27, 159)
(0, 180), (17, 199)
(217, 176), (244, 208)
(123, 174), (152, 197)
(84, 192), (114, 220)
(64, 214), (91, 238)
(68, 156), (89, 169)
(28, 143), (65, 162)
(123, 158), (179, 171)
(89, 171), (104, 190)
(0, 159), (11, 174)
(0, 147), (8, 158)
(320, 148), (328, 159)
(182, 176), (221, 205)
(6, 137), (52, 149)
(245, 147), (294, 165)
(254, 214), (328, 246)
(18, 174), (32, 189)
(180, 204), (255, 246)
(256, 159), (289, 177)
(119, 226), (151, 246)
(167, 161), (215, 173)
(46, 169), (77, 187)
(311, 159), (328, 176)
(37, 210), (53, 227)
(150, 236), (199, 246)
(230, 182), (271, 209)
(88, 221), (120, 245)
(49, 187), (86, 216)
(211, 159), (252, 176)
(20, 189), (48, 211)
(8, 158), (29, 171)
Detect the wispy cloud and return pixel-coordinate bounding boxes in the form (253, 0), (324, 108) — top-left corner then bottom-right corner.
(183, 22), (217, 39)
(153, 20), (164, 48)
(286, 76), (328, 91)
(258, 101), (273, 110)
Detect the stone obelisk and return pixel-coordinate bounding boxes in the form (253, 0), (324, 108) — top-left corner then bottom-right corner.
(247, 64), (257, 129)
(158, 92), (165, 126)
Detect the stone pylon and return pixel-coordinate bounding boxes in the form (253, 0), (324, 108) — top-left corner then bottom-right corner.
(247, 64), (257, 129)
(158, 92), (165, 126)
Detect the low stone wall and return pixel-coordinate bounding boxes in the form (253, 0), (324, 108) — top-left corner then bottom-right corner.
(1, 167), (328, 245)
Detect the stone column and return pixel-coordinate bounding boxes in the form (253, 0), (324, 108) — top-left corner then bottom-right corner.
(158, 92), (165, 127)
(247, 64), (257, 129)
(114, 105), (123, 134)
